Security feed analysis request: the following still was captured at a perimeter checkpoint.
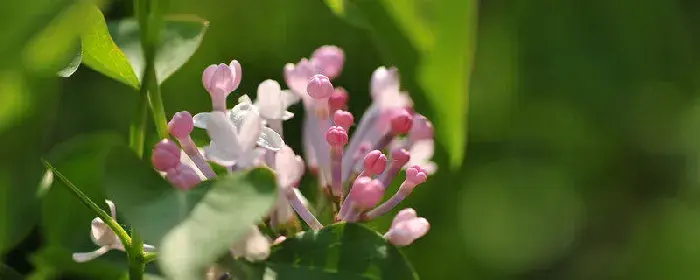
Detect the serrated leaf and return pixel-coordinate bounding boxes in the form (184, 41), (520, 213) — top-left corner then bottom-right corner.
(108, 16), (209, 85)
(81, 4), (140, 88)
(264, 223), (418, 280)
(103, 146), (278, 279)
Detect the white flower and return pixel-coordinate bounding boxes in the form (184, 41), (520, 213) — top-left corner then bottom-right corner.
(230, 226), (271, 261)
(404, 140), (437, 175)
(255, 79), (294, 121)
(193, 96), (284, 168)
(270, 146), (305, 227)
(72, 201), (155, 263)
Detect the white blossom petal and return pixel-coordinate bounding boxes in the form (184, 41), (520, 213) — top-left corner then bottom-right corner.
(193, 112), (212, 129)
(72, 246), (111, 263)
(238, 112), (262, 151)
(205, 112), (242, 159)
(257, 126), (284, 151)
(258, 80), (285, 120)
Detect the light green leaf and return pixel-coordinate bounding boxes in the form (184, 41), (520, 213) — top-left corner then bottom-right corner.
(22, 2), (86, 76)
(264, 223), (418, 279)
(323, 0), (368, 28)
(329, 0), (477, 168)
(57, 45), (82, 77)
(108, 16), (209, 85)
(81, 4), (140, 88)
(103, 146), (278, 279)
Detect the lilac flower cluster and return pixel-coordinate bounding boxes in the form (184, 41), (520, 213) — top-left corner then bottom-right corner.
(74, 46), (435, 263)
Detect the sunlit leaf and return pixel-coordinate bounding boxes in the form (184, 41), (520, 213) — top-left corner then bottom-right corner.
(263, 223), (418, 279)
(57, 45), (82, 77)
(108, 16), (209, 85)
(328, 0), (477, 168)
(103, 146), (278, 279)
(81, 4), (140, 88)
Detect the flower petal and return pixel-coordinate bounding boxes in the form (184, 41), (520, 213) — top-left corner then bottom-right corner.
(237, 112), (262, 151)
(258, 79), (284, 120)
(258, 126), (284, 151)
(392, 208), (418, 227)
(193, 112), (212, 129)
(72, 246), (111, 263)
(205, 112), (242, 158)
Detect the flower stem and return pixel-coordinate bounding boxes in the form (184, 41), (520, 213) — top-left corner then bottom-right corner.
(42, 160), (132, 249)
(128, 229), (145, 280)
(129, 91), (148, 157)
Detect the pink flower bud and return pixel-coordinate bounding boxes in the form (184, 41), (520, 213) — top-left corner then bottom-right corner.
(273, 236), (287, 245)
(409, 114), (434, 141)
(306, 74), (334, 99)
(230, 60), (242, 91)
(405, 165), (428, 186)
(333, 110), (354, 130)
(349, 176), (384, 209)
(326, 126), (348, 147)
(391, 147), (411, 167)
(385, 213), (430, 246)
(168, 111), (194, 139)
(329, 88), (349, 111)
(152, 139), (180, 171)
(390, 109), (413, 135)
(203, 63), (235, 96)
(166, 165), (200, 190)
(363, 150), (387, 176)
(311, 45), (345, 79)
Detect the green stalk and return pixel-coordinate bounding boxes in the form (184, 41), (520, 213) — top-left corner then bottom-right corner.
(129, 91), (149, 157)
(42, 160), (132, 249)
(128, 229), (145, 280)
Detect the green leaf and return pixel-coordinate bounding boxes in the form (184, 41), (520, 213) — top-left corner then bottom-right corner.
(0, 0), (74, 71)
(330, 0), (477, 168)
(108, 16), (209, 85)
(29, 246), (127, 280)
(22, 2), (86, 76)
(264, 223), (418, 280)
(103, 146), (278, 279)
(57, 45), (82, 77)
(0, 73), (58, 254)
(0, 263), (23, 280)
(323, 0), (369, 28)
(81, 4), (140, 89)
(41, 133), (122, 247)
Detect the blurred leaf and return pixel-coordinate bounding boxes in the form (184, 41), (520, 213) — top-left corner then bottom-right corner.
(108, 16), (209, 85)
(29, 246), (126, 280)
(264, 223), (418, 279)
(42, 133), (122, 247)
(81, 4), (140, 89)
(333, 0), (477, 168)
(0, 263), (23, 280)
(323, 0), (368, 28)
(103, 146), (278, 279)
(0, 73), (57, 254)
(22, 2), (88, 76)
(0, 0), (74, 71)
(57, 46), (82, 77)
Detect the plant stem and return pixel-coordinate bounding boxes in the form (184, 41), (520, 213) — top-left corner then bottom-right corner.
(128, 229), (146, 280)
(42, 160), (132, 249)
(129, 91), (149, 157)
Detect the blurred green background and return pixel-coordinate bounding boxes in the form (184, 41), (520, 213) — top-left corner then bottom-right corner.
(3, 0), (700, 279)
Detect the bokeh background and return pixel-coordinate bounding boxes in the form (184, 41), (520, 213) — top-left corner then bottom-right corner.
(3, 0), (700, 279)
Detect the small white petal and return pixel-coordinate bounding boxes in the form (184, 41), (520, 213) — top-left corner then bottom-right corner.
(72, 246), (111, 263)
(143, 244), (157, 252)
(244, 227), (271, 261)
(238, 112), (262, 151)
(391, 208), (418, 227)
(258, 80), (284, 120)
(105, 200), (116, 220)
(205, 112), (242, 158)
(193, 112), (212, 129)
(283, 90), (301, 106)
(257, 126), (284, 151)
(238, 94), (253, 105)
